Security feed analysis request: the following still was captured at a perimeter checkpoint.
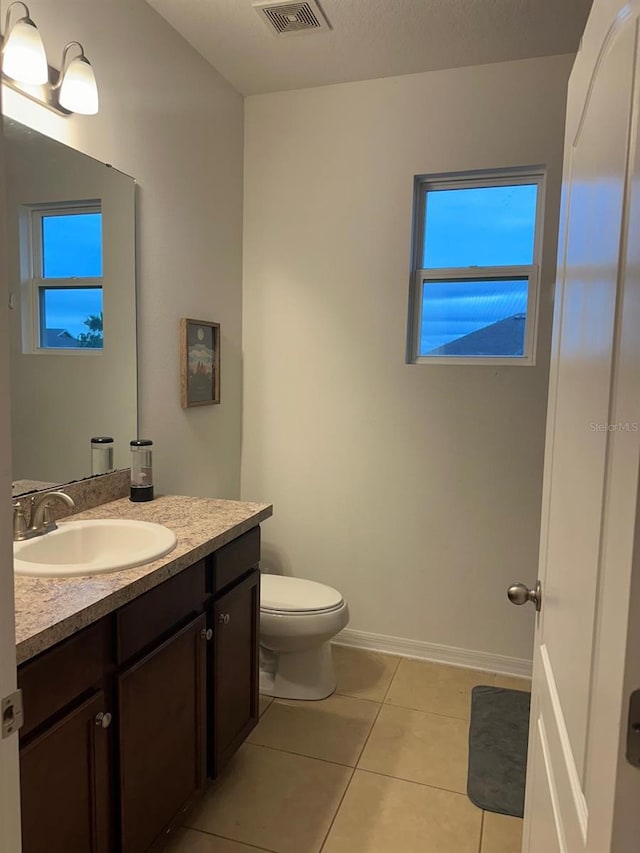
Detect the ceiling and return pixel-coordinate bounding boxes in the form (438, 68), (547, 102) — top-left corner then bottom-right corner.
(147, 0), (592, 96)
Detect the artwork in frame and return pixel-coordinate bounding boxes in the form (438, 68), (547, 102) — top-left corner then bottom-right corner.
(180, 318), (220, 408)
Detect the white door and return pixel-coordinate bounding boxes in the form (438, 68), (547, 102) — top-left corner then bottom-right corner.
(521, 0), (640, 850)
(0, 98), (23, 852)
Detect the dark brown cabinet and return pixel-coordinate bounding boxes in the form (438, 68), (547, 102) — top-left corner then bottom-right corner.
(119, 612), (207, 853)
(211, 569), (260, 776)
(20, 690), (112, 853)
(17, 524), (262, 853)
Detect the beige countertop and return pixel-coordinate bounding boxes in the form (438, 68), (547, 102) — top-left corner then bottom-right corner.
(14, 494), (272, 665)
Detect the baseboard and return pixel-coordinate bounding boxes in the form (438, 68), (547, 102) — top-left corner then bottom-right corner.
(333, 628), (532, 679)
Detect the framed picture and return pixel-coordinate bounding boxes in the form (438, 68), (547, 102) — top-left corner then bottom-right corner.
(180, 318), (220, 408)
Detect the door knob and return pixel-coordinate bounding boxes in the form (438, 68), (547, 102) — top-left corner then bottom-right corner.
(507, 580), (542, 612)
(95, 711), (112, 729)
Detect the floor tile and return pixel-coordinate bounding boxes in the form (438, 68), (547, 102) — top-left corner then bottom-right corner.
(186, 744), (351, 853)
(494, 674), (532, 693)
(358, 704), (469, 793)
(165, 827), (271, 852)
(385, 658), (493, 719)
(481, 811), (524, 853)
(248, 693), (379, 766)
(322, 770), (482, 853)
(258, 694), (273, 717)
(332, 644), (399, 702)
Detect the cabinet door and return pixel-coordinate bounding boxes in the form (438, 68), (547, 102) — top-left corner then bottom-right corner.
(211, 569), (259, 776)
(20, 691), (112, 853)
(118, 612), (207, 853)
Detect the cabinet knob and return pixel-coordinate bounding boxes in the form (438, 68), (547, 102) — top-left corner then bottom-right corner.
(200, 627), (213, 641)
(95, 711), (112, 729)
(218, 613), (230, 625)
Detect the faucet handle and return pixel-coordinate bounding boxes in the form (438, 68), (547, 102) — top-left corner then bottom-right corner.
(12, 500), (29, 540)
(40, 502), (56, 526)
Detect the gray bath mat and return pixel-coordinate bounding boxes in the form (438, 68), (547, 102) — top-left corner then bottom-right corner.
(467, 685), (531, 817)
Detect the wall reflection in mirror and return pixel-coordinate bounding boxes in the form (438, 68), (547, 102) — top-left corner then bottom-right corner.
(4, 118), (137, 495)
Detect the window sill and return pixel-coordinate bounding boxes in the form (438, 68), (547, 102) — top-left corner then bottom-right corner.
(410, 355), (536, 366)
(25, 348), (104, 357)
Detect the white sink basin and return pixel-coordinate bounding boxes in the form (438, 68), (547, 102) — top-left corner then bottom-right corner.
(14, 519), (177, 578)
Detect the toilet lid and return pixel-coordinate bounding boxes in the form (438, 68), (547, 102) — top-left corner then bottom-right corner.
(261, 575), (344, 614)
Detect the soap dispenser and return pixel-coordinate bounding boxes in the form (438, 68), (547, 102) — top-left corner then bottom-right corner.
(129, 439), (154, 502)
(91, 436), (114, 476)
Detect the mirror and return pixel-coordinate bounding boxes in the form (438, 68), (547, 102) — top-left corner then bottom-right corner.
(4, 118), (137, 495)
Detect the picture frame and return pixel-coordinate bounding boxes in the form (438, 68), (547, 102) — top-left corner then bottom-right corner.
(180, 318), (220, 408)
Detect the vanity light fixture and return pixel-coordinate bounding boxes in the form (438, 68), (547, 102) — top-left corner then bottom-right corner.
(1, 1), (48, 85)
(53, 42), (99, 115)
(1, 14), (99, 116)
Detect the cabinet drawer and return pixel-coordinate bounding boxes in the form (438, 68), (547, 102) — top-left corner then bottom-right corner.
(209, 527), (260, 594)
(116, 561), (206, 665)
(18, 619), (111, 740)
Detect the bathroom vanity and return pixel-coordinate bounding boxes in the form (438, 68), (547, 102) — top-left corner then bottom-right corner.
(13, 494), (272, 853)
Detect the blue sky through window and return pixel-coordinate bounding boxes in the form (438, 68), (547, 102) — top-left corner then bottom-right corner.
(419, 183), (537, 356)
(42, 212), (102, 278)
(423, 184), (537, 268)
(41, 288), (103, 339)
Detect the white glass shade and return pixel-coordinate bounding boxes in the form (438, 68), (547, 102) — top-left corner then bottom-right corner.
(2, 18), (48, 85)
(58, 55), (98, 115)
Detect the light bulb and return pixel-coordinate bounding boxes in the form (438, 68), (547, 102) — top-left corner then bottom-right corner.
(2, 15), (48, 85)
(58, 53), (98, 115)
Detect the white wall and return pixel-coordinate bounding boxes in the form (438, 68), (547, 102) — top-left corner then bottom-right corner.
(2, 0), (244, 498)
(242, 55), (573, 665)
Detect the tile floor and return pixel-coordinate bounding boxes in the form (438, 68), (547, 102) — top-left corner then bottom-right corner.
(166, 646), (530, 853)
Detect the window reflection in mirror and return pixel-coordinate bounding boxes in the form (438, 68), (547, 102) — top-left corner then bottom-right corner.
(33, 203), (104, 350)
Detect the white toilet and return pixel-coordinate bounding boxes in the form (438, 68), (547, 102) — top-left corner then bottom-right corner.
(259, 574), (350, 701)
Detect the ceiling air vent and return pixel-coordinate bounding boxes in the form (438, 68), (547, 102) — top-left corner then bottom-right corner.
(253, 0), (331, 36)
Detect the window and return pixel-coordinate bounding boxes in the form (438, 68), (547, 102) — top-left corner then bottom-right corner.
(25, 203), (103, 352)
(408, 171), (544, 364)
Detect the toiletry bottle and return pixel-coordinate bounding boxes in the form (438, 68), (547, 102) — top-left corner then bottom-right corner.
(130, 440), (154, 502)
(91, 436), (114, 476)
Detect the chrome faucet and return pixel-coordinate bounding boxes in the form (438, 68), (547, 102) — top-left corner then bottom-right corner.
(12, 490), (76, 541)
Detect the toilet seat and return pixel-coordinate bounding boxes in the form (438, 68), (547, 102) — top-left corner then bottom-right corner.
(261, 574), (344, 615)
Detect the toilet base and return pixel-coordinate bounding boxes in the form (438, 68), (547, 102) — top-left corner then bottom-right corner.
(259, 640), (336, 701)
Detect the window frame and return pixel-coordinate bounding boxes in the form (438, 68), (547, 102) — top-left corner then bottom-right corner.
(23, 201), (103, 355)
(407, 169), (546, 366)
